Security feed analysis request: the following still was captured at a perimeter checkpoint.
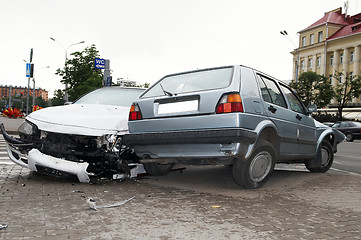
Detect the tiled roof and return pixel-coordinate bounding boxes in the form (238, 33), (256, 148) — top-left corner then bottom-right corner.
(300, 10), (349, 32)
(328, 22), (361, 40)
(299, 7), (361, 40)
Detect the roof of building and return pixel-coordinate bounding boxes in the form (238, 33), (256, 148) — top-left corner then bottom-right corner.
(328, 21), (361, 40)
(300, 7), (361, 40)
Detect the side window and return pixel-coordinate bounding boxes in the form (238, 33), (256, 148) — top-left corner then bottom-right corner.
(280, 84), (306, 114)
(257, 75), (287, 108)
(340, 122), (348, 127)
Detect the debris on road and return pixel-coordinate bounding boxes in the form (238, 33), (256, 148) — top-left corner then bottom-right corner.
(0, 223), (8, 229)
(86, 196), (135, 211)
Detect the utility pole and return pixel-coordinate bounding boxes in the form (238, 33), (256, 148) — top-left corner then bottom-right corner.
(26, 48), (33, 116)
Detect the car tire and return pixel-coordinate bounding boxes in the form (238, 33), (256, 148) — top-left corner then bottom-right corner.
(232, 141), (275, 189)
(143, 163), (174, 176)
(346, 133), (354, 142)
(305, 141), (333, 173)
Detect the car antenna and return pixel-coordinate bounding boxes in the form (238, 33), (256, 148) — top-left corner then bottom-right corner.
(159, 83), (173, 96)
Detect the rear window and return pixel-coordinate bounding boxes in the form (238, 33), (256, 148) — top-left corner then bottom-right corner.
(141, 67), (233, 98)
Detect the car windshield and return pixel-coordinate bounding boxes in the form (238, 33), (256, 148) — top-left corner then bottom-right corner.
(74, 88), (143, 107)
(141, 67), (233, 98)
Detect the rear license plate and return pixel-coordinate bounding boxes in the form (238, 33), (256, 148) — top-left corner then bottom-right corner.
(158, 100), (198, 114)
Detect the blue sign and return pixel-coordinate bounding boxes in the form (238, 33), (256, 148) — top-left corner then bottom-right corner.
(94, 58), (105, 69)
(26, 63), (31, 77)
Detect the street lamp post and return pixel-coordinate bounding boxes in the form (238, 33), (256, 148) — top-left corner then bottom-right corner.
(50, 37), (85, 102)
(280, 30), (299, 83)
(32, 66), (50, 108)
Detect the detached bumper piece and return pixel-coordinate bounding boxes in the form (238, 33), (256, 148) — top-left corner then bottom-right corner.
(27, 149), (90, 183)
(124, 128), (257, 146)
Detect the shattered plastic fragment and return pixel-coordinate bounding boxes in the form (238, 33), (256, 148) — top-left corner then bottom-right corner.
(87, 196), (135, 211)
(0, 223), (8, 229)
(212, 205), (221, 208)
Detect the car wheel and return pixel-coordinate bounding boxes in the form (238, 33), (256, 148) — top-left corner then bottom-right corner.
(232, 142), (275, 189)
(305, 141), (333, 173)
(346, 133), (354, 142)
(143, 163), (174, 176)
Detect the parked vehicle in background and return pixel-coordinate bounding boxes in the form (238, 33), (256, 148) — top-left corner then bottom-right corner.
(124, 65), (345, 189)
(322, 122), (334, 127)
(331, 121), (361, 142)
(1, 87), (145, 182)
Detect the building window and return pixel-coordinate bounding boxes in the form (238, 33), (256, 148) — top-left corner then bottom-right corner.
(318, 31), (323, 42)
(340, 53), (344, 64)
(310, 34), (314, 44)
(301, 60), (305, 70)
(302, 37), (306, 47)
(329, 75), (333, 84)
(351, 51), (354, 62)
(339, 76), (342, 83)
(350, 72), (353, 79)
(330, 55), (334, 66)
(308, 58), (313, 68)
(316, 56), (321, 67)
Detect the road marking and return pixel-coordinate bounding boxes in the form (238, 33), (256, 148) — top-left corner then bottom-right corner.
(336, 154), (361, 160)
(0, 161), (14, 165)
(330, 167), (361, 176)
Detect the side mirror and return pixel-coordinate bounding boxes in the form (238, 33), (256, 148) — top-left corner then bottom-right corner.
(307, 104), (317, 114)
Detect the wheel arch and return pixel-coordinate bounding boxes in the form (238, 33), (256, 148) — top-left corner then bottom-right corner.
(244, 120), (279, 160)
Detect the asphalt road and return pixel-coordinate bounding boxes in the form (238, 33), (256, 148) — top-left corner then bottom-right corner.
(332, 140), (361, 174)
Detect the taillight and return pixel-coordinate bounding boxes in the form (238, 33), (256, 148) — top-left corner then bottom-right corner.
(129, 103), (143, 121)
(216, 93), (243, 114)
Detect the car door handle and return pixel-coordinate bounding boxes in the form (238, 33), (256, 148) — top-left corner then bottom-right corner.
(268, 106), (277, 113)
(296, 114), (302, 121)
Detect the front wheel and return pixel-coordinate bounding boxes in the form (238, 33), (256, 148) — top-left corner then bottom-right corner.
(305, 141), (333, 173)
(346, 133), (354, 142)
(232, 142), (275, 189)
(143, 162), (174, 176)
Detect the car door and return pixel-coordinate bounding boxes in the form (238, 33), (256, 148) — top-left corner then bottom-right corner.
(256, 75), (298, 156)
(279, 84), (317, 155)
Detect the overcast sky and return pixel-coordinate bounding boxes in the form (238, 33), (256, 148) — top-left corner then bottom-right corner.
(1, 0), (360, 97)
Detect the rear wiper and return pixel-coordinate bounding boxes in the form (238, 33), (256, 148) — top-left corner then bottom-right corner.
(159, 84), (173, 96)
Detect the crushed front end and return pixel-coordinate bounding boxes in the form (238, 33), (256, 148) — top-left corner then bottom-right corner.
(0, 121), (143, 183)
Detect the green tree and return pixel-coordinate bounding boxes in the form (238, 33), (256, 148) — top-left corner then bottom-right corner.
(51, 89), (65, 106)
(35, 97), (49, 108)
(56, 44), (103, 101)
(333, 71), (361, 120)
(289, 71), (334, 108)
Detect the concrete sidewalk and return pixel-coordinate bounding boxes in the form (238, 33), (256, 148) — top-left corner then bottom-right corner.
(0, 116), (24, 134)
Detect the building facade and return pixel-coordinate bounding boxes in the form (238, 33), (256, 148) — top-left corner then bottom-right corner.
(292, 7), (361, 106)
(0, 85), (48, 101)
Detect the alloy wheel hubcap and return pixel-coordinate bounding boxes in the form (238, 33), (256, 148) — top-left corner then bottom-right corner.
(321, 147), (330, 166)
(249, 151), (272, 182)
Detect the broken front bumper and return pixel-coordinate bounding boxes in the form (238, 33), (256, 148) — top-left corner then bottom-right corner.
(0, 123), (145, 182)
(0, 123), (92, 182)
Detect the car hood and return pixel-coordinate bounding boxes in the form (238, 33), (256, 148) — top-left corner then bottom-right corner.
(26, 104), (130, 136)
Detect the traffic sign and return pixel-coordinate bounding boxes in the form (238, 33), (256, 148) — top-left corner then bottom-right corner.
(94, 58), (105, 69)
(26, 63), (31, 77)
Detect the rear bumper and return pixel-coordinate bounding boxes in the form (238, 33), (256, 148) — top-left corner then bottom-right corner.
(123, 128), (257, 146)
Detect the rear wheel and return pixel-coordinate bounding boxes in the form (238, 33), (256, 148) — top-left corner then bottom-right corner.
(346, 133), (354, 142)
(143, 163), (174, 176)
(232, 142), (275, 189)
(305, 141), (333, 173)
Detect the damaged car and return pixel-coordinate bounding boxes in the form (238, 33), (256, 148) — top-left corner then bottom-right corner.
(0, 87), (145, 183)
(124, 65), (345, 189)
